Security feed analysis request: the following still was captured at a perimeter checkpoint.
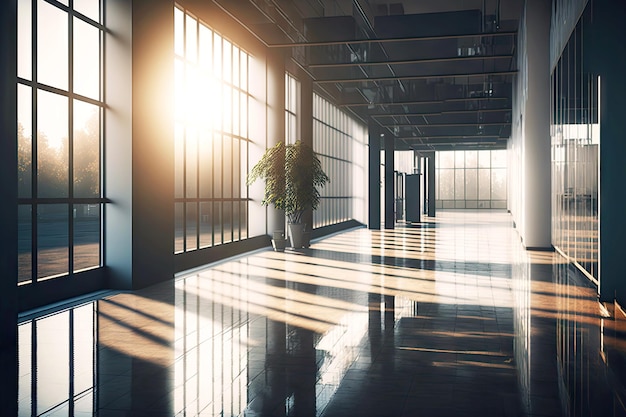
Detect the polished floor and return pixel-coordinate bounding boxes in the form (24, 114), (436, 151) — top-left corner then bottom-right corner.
(12, 211), (626, 416)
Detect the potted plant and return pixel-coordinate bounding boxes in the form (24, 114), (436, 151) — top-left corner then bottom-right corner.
(247, 140), (329, 249)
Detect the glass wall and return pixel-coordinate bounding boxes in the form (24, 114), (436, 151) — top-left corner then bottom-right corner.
(551, 4), (599, 281)
(435, 150), (507, 209)
(17, 0), (104, 285)
(312, 93), (367, 228)
(285, 73), (299, 144)
(174, 7), (251, 253)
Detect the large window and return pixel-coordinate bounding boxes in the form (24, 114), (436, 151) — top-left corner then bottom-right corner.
(285, 73), (299, 144)
(312, 93), (367, 228)
(174, 7), (251, 253)
(551, 3), (599, 281)
(17, 0), (104, 285)
(435, 150), (507, 209)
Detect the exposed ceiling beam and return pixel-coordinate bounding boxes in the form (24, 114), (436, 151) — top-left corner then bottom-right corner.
(404, 137), (498, 143)
(340, 97), (509, 107)
(397, 134), (501, 139)
(308, 54), (514, 68)
(314, 70), (517, 84)
(370, 108), (512, 117)
(266, 30), (517, 48)
(379, 122), (511, 127)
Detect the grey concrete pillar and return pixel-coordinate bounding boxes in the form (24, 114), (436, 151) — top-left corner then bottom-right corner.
(300, 74), (314, 231)
(368, 123), (381, 229)
(427, 153), (436, 217)
(266, 49), (286, 235)
(521, 0), (551, 249)
(384, 134), (395, 229)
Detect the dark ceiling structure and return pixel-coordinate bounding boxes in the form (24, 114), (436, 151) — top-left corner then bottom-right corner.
(213, 0), (522, 152)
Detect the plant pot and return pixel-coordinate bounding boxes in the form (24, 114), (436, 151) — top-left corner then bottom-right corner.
(302, 231), (311, 248)
(288, 223), (306, 248)
(271, 238), (287, 252)
(272, 231), (287, 252)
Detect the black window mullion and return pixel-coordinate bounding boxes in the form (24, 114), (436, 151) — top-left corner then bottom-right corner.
(68, 309), (75, 415)
(31, 320), (37, 416)
(182, 13), (187, 252)
(31, 0), (38, 284)
(196, 23), (201, 250)
(68, 5), (74, 275)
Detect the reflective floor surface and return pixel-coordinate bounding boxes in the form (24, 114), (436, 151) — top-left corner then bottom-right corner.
(7, 211), (626, 416)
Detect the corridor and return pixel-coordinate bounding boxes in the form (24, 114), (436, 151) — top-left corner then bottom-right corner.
(15, 211), (625, 416)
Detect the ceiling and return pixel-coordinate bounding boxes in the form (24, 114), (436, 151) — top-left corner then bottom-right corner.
(213, 0), (523, 152)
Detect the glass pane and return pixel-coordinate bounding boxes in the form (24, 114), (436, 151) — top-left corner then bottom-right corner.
(185, 15), (197, 62)
(37, 204), (68, 279)
(199, 202), (213, 248)
(478, 150), (491, 168)
(240, 201), (248, 240)
(18, 0), (32, 80)
(18, 84), (32, 198)
(240, 51), (247, 91)
(73, 304), (95, 395)
(240, 92), (247, 138)
(38, 90), (68, 198)
(175, 124), (184, 198)
(223, 201), (232, 243)
(491, 149), (507, 168)
(232, 46), (239, 88)
(233, 138), (240, 198)
(175, 7), (184, 57)
(18, 322), (32, 416)
(73, 17), (100, 99)
(478, 169), (491, 200)
(74, 0), (99, 22)
(438, 169), (454, 199)
(223, 85), (232, 134)
(36, 312), (70, 415)
(223, 39), (232, 84)
(186, 127), (198, 198)
(174, 59), (184, 121)
(186, 202), (197, 251)
(38, 0), (68, 90)
(240, 138), (248, 199)
(175, 202), (184, 253)
(233, 199), (240, 241)
(18, 205), (32, 284)
(199, 25), (212, 70)
(233, 89), (239, 137)
(213, 133), (222, 197)
(199, 130), (213, 198)
(438, 151), (454, 169)
(454, 169), (464, 200)
(74, 204), (100, 271)
(491, 169), (507, 200)
(73, 100), (100, 197)
(213, 202), (222, 245)
(465, 150), (477, 168)
(465, 169), (477, 200)
(454, 150), (464, 168)
(213, 33), (222, 79)
(223, 135), (232, 198)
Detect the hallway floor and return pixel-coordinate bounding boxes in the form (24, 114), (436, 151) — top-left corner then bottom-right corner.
(15, 211), (626, 416)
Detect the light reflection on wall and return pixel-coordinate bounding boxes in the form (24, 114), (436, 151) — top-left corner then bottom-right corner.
(17, 303), (96, 415)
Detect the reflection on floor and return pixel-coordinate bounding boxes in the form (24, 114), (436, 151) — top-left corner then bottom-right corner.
(13, 211), (626, 416)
